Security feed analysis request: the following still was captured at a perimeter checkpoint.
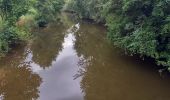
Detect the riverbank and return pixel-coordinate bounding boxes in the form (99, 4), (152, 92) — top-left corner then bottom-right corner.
(65, 0), (170, 71)
(1, 13), (170, 100)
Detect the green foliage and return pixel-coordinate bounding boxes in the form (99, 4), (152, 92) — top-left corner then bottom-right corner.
(107, 0), (170, 69)
(35, 0), (64, 23)
(0, 0), (31, 25)
(0, 0), (64, 57)
(0, 0), (31, 56)
(0, 23), (31, 55)
(65, 0), (111, 22)
(67, 0), (170, 70)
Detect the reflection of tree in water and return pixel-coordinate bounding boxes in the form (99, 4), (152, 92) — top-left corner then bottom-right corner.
(0, 45), (42, 100)
(74, 22), (110, 70)
(74, 22), (116, 99)
(74, 23), (170, 100)
(0, 66), (41, 100)
(74, 22), (109, 59)
(31, 23), (66, 69)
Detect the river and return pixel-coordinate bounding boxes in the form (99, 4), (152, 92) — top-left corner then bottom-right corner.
(0, 13), (170, 100)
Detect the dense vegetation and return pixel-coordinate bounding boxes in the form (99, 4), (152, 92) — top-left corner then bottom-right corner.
(0, 0), (30, 56)
(35, 0), (64, 26)
(66, 0), (170, 70)
(0, 0), (64, 57)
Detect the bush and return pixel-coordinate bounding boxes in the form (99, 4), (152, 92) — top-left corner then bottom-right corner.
(35, 0), (65, 23)
(106, 0), (170, 70)
(0, 22), (30, 57)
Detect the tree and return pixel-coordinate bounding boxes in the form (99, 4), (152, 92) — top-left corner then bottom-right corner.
(0, 0), (30, 25)
(35, 0), (64, 25)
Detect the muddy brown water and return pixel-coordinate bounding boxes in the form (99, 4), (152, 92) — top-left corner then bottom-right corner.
(0, 13), (170, 100)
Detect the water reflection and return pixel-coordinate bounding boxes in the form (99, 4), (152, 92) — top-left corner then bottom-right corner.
(0, 45), (42, 100)
(36, 23), (84, 100)
(1, 13), (170, 100)
(0, 21), (84, 100)
(0, 66), (41, 100)
(74, 22), (170, 100)
(31, 23), (66, 69)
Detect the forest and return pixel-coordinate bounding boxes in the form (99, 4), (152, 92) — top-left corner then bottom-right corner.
(1, 0), (170, 70)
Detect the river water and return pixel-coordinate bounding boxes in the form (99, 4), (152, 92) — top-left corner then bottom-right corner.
(0, 13), (170, 100)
